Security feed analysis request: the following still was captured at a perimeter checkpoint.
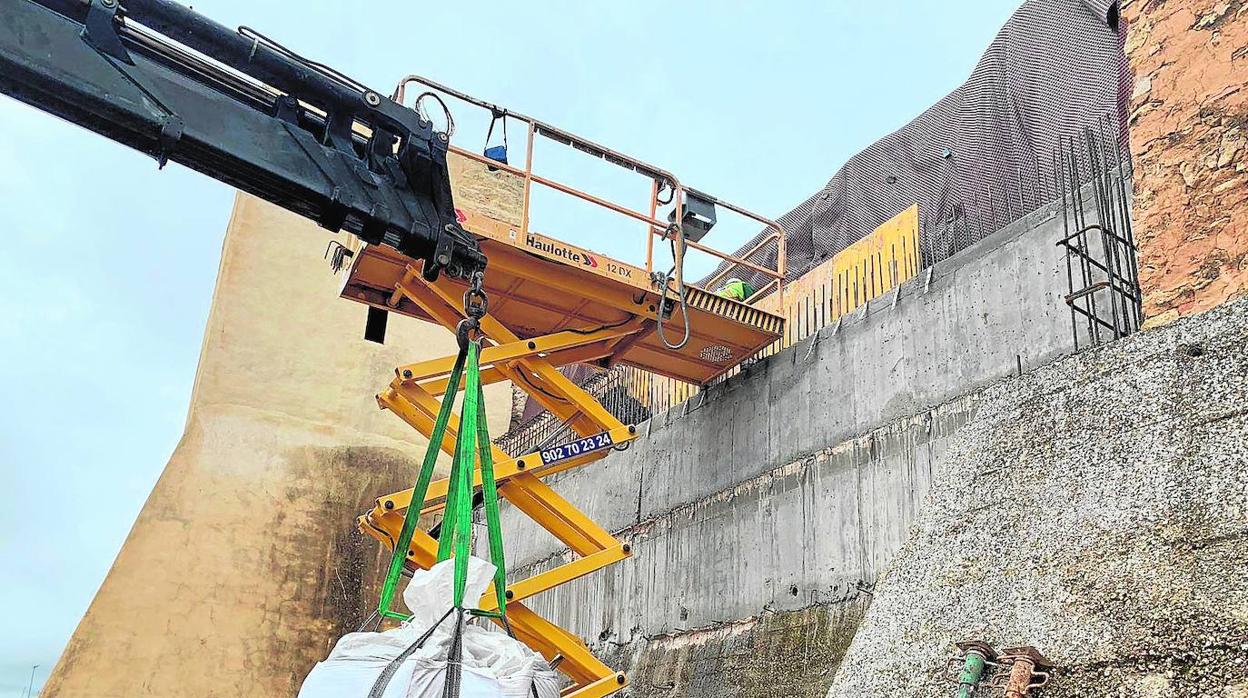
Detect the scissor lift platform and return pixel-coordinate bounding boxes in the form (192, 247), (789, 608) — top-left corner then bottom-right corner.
(352, 75), (786, 698)
(342, 207), (784, 386)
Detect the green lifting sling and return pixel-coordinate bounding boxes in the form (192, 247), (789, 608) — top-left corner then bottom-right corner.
(367, 274), (513, 698)
(374, 335), (509, 621)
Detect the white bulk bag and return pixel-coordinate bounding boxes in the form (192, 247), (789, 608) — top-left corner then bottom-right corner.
(299, 557), (560, 698)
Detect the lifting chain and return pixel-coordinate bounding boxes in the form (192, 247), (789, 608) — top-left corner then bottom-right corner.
(457, 270), (488, 348)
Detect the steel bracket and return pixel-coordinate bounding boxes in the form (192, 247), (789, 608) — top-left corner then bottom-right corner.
(81, 0), (131, 63)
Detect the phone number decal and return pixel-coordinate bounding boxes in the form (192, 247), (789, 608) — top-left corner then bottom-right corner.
(539, 431), (615, 466)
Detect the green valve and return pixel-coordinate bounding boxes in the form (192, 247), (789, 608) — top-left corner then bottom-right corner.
(956, 652), (987, 698)
(951, 641), (997, 698)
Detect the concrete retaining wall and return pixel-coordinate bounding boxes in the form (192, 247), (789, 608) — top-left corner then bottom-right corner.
(501, 197), (1093, 696)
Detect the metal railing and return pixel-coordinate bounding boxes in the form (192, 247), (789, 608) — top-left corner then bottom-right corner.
(392, 75), (787, 301)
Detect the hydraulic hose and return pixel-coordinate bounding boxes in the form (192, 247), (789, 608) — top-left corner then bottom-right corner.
(655, 225), (691, 350)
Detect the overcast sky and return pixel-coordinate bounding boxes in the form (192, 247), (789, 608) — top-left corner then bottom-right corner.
(0, 1), (1023, 694)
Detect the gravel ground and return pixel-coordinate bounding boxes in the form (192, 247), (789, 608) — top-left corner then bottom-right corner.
(826, 298), (1248, 697)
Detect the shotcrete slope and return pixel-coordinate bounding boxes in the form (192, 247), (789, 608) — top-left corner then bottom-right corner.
(826, 299), (1248, 696)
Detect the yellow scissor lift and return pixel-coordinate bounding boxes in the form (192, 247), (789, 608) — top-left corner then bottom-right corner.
(349, 76), (786, 697)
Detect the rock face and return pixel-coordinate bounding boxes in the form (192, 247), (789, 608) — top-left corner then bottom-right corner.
(43, 155), (519, 697)
(825, 297), (1248, 697)
(1125, 0), (1248, 322)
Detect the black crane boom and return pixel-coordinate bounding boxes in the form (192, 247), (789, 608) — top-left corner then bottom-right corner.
(0, 0), (486, 281)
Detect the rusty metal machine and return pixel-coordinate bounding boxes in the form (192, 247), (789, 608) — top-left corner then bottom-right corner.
(948, 642), (1055, 697)
(988, 647), (1055, 698)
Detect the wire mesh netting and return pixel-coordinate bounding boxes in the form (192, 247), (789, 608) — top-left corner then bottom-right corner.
(502, 0), (1135, 450)
(706, 0), (1130, 289)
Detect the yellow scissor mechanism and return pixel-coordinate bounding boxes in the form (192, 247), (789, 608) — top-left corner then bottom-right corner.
(353, 76), (786, 697)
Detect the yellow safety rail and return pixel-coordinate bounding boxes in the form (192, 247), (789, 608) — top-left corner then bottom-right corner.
(608, 205), (922, 408)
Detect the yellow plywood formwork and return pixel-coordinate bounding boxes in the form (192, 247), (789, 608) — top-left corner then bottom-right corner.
(764, 204), (921, 330)
(632, 205), (922, 407)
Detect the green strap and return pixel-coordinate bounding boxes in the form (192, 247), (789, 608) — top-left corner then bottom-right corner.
(474, 374), (508, 614)
(375, 342), (468, 620)
(375, 337), (509, 620)
(437, 340), (481, 609)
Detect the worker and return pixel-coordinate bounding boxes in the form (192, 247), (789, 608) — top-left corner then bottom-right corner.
(715, 278), (756, 302)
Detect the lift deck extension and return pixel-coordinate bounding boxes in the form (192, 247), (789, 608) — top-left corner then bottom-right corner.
(344, 207), (784, 385)
(354, 78), (786, 697)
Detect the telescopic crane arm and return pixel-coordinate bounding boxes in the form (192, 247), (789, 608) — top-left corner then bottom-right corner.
(0, 0), (485, 281)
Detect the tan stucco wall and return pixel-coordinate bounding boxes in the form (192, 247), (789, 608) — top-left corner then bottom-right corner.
(44, 155), (518, 696)
(1125, 0), (1248, 323)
